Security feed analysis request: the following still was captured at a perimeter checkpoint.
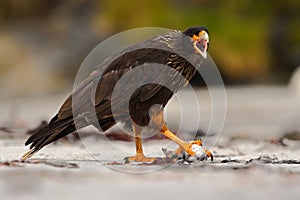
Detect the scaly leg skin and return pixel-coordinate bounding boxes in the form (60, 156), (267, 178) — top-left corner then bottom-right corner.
(124, 124), (156, 163)
(161, 124), (213, 161)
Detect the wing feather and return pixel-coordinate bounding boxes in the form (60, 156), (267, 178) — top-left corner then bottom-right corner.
(57, 30), (193, 125)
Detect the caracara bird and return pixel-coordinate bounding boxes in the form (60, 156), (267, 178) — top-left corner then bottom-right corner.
(22, 26), (212, 163)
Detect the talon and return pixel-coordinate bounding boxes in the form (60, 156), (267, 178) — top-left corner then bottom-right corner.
(123, 157), (130, 164)
(204, 149), (213, 161)
(175, 139), (213, 161)
(160, 125), (212, 161)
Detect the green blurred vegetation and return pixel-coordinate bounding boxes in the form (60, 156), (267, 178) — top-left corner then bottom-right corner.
(97, 0), (300, 83)
(0, 0), (300, 96)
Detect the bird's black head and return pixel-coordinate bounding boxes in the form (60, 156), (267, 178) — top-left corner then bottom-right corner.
(183, 26), (209, 59)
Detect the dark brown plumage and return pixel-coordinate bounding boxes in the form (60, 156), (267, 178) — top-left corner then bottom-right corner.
(22, 26), (211, 162)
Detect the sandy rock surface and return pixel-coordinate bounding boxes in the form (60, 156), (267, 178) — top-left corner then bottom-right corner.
(1, 86), (300, 200)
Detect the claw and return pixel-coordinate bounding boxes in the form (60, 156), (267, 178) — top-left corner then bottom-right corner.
(175, 140), (213, 161)
(174, 140), (201, 156)
(204, 149), (213, 161)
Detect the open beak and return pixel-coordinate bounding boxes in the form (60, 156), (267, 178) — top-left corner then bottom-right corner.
(192, 31), (209, 59)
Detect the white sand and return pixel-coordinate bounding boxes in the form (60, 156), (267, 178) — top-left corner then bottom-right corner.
(1, 86), (300, 200)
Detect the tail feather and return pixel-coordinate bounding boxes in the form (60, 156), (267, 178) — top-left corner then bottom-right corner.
(22, 114), (117, 160)
(21, 147), (36, 160)
(22, 116), (76, 160)
(25, 115), (73, 146)
(35, 124), (77, 148)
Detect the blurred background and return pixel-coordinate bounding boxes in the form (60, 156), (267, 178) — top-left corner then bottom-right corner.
(1, 2), (300, 198)
(1, 2), (300, 197)
(0, 0), (300, 98)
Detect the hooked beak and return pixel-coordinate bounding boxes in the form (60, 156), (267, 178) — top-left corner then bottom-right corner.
(192, 31), (209, 59)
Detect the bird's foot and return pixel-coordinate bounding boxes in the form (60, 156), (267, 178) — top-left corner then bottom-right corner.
(124, 153), (156, 164)
(175, 140), (213, 161)
(175, 140), (202, 156)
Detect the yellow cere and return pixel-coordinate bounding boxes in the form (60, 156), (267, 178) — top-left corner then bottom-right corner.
(192, 34), (200, 41)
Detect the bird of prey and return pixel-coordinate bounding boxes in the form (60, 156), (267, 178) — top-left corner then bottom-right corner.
(22, 26), (212, 163)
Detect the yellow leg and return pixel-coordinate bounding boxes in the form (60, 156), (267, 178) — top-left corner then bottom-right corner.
(124, 124), (156, 163)
(161, 124), (196, 155)
(161, 124), (213, 160)
(149, 107), (213, 160)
